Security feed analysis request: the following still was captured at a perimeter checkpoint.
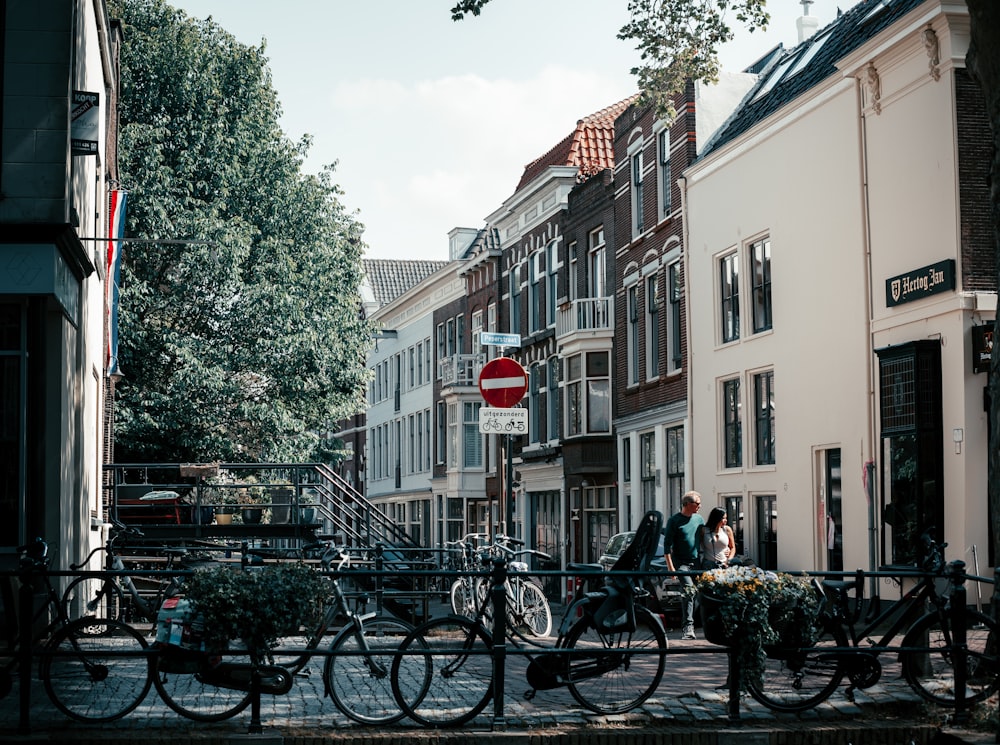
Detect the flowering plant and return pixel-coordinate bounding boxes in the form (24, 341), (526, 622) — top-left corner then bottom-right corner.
(688, 566), (822, 690)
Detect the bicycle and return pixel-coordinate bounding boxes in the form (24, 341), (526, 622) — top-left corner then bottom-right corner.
(444, 533), (488, 619)
(389, 510), (667, 727)
(61, 523), (196, 633)
(476, 534), (553, 638)
(0, 538), (152, 722)
(747, 529), (999, 712)
(151, 539), (428, 725)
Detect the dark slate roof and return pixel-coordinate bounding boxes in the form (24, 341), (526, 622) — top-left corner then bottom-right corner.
(362, 259), (449, 307)
(515, 95), (640, 191)
(702, 0), (928, 158)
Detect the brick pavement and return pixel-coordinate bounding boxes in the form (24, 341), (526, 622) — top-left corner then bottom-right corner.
(3, 619), (985, 745)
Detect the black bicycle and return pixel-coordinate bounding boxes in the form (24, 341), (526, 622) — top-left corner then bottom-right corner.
(389, 511), (667, 727)
(748, 530), (999, 712)
(0, 539), (152, 722)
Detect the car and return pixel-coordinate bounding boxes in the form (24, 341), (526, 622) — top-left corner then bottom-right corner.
(597, 530), (697, 626)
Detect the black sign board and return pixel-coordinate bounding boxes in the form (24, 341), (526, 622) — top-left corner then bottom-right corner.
(885, 259), (955, 307)
(71, 91), (99, 156)
(972, 323), (994, 375)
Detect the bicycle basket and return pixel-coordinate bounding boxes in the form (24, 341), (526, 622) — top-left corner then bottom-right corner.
(509, 561), (529, 574)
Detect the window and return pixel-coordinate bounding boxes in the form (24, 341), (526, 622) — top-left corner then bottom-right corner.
(566, 352), (611, 436)
(756, 495), (778, 570)
(753, 369), (775, 465)
(546, 241), (559, 324)
(472, 310), (483, 352)
(723, 377), (742, 468)
(751, 237), (772, 333)
(436, 324), (445, 371)
(463, 402), (482, 468)
(509, 264), (521, 332)
(646, 274), (660, 379)
(529, 252), (542, 333)
(408, 415), (415, 474)
(631, 149), (644, 235)
(587, 352), (610, 433)
(720, 252), (740, 343)
(416, 411), (423, 472)
(456, 314), (465, 354)
(568, 243), (578, 302)
(640, 432), (656, 513)
(667, 261), (682, 373)
(627, 285), (639, 385)
(424, 339), (432, 382)
(621, 436), (632, 483)
(446, 318), (456, 356)
(566, 355), (581, 436)
(529, 363), (542, 443)
(408, 347), (415, 389)
(724, 495), (745, 556)
(665, 425), (684, 516)
(416, 343), (424, 386)
(547, 357), (560, 440)
(589, 227), (605, 298)
(658, 129), (671, 219)
(436, 401), (446, 464)
(447, 402), (458, 469)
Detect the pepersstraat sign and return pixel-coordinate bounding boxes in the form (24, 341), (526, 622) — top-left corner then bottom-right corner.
(885, 259), (955, 307)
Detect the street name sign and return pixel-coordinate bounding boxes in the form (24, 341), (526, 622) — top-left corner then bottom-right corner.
(480, 331), (521, 348)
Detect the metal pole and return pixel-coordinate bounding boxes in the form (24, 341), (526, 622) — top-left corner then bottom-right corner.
(950, 560), (968, 726)
(505, 433), (514, 535)
(490, 556), (507, 730)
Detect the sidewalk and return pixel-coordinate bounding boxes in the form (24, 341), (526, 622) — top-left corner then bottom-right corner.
(4, 623), (988, 745)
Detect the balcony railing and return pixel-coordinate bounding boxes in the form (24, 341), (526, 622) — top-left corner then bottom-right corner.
(439, 353), (485, 387)
(556, 297), (614, 339)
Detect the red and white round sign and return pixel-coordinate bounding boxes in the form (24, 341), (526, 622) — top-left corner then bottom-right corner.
(478, 357), (528, 408)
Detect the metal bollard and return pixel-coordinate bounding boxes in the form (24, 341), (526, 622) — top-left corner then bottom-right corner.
(490, 556), (507, 731)
(950, 560), (968, 726)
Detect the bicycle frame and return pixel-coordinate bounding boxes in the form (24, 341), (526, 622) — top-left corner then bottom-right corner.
(837, 570), (945, 650)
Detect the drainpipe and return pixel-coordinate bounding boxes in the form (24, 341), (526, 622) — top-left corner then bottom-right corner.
(855, 71), (880, 597)
(679, 175), (694, 490)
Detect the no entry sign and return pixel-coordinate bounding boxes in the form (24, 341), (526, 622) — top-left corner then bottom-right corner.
(478, 357), (528, 408)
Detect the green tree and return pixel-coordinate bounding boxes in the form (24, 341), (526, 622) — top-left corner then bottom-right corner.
(454, 0), (1000, 565)
(109, 0), (371, 463)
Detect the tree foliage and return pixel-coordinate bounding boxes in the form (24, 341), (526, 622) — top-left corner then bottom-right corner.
(108, 0), (372, 464)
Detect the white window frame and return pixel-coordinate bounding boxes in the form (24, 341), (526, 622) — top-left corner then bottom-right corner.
(656, 125), (671, 222)
(588, 227), (606, 298)
(629, 141), (645, 238)
(645, 272), (660, 381)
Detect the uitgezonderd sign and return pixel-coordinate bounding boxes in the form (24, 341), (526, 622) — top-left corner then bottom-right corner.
(885, 259), (955, 308)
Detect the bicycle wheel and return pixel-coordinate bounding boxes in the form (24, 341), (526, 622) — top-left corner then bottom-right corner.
(41, 617), (152, 722)
(325, 616), (423, 724)
(747, 620), (847, 712)
(61, 575), (124, 632)
(516, 580), (552, 638)
(391, 616), (493, 727)
(902, 609), (999, 706)
(562, 605), (666, 714)
(152, 648), (253, 722)
(449, 577), (477, 620)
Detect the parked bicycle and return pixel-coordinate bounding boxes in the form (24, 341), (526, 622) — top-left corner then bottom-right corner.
(477, 534), (553, 638)
(0, 538), (151, 722)
(748, 530), (999, 712)
(444, 533), (488, 620)
(389, 511), (667, 727)
(152, 538), (428, 725)
(61, 523), (197, 632)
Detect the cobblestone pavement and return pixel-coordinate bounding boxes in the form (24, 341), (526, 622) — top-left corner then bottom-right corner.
(5, 617), (991, 745)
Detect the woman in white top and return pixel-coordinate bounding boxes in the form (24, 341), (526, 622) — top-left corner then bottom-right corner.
(699, 506), (736, 568)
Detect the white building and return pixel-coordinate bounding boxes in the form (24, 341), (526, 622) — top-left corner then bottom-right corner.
(683, 0), (992, 572)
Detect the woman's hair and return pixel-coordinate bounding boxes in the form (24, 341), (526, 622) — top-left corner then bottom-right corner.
(706, 506), (727, 532)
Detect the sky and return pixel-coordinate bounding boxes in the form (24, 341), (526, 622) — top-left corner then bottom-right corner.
(166, 0), (859, 262)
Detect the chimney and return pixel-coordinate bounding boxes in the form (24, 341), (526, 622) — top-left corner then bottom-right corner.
(797, 0), (819, 43)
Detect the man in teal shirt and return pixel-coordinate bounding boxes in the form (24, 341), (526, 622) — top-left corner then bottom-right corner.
(663, 490), (704, 639)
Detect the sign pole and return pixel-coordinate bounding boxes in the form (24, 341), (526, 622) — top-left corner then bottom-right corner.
(505, 432), (514, 535)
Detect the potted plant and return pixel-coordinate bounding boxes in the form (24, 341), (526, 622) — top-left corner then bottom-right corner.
(208, 479), (238, 525)
(299, 488), (318, 524)
(181, 563), (329, 664)
(690, 566), (822, 691)
(268, 479), (294, 524)
(239, 478), (268, 525)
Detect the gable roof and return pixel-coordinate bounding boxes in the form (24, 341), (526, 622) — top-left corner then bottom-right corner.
(515, 94), (640, 191)
(702, 0), (927, 158)
(361, 259), (449, 308)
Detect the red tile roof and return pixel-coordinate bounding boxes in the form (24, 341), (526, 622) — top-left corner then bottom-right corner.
(515, 94), (639, 192)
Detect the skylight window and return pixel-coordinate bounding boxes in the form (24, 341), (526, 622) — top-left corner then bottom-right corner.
(751, 53), (798, 102)
(786, 28), (832, 78)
